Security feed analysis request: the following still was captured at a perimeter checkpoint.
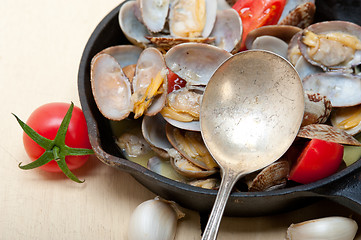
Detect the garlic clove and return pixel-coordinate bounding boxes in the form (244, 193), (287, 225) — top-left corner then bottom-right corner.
(286, 216), (358, 240)
(128, 197), (185, 240)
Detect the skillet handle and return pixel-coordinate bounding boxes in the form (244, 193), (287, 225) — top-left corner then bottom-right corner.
(311, 164), (361, 215)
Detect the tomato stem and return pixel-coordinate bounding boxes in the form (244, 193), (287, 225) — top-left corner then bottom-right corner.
(53, 146), (61, 162)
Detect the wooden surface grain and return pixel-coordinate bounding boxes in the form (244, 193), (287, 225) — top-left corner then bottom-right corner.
(1, 0), (360, 239)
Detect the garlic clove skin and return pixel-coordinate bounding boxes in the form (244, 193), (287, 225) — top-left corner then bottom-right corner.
(286, 216), (358, 240)
(128, 197), (185, 240)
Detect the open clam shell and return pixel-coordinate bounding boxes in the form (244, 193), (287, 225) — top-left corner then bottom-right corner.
(165, 42), (232, 86)
(168, 148), (218, 179)
(99, 45), (143, 68)
(138, 0), (169, 33)
(302, 72), (361, 107)
(118, 1), (151, 48)
(168, 0), (217, 38)
(161, 87), (203, 131)
(209, 8), (243, 53)
(298, 21), (361, 72)
(246, 25), (302, 50)
(294, 56), (323, 80)
(142, 114), (173, 159)
(165, 124), (218, 171)
(90, 53), (133, 121)
(132, 47), (168, 117)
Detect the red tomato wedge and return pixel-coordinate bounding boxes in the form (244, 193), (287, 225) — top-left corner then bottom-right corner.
(167, 69), (186, 93)
(288, 139), (344, 184)
(232, 0), (287, 50)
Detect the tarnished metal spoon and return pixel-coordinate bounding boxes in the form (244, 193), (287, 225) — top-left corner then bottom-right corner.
(200, 50), (304, 240)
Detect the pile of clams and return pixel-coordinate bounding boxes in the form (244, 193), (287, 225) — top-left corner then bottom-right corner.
(90, 0), (361, 192)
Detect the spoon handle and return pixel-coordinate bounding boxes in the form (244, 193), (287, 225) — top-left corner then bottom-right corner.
(201, 169), (240, 240)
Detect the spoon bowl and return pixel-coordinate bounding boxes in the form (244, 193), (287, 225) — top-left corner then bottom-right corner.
(200, 50), (304, 239)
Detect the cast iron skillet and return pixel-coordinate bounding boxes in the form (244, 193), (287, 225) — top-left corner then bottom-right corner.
(78, 0), (361, 217)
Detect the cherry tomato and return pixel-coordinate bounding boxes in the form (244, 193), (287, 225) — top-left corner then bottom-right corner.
(23, 102), (91, 173)
(288, 139), (344, 184)
(232, 0), (287, 50)
(167, 69), (186, 93)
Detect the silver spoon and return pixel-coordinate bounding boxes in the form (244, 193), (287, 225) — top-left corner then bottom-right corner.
(200, 50), (304, 240)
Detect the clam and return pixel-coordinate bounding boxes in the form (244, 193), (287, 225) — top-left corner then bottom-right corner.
(245, 160), (290, 192)
(302, 91), (332, 127)
(302, 72), (361, 107)
(297, 124), (361, 146)
(278, 1), (316, 28)
(160, 88), (202, 131)
(298, 21), (361, 72)
(99, 45), (143, 68)
(168, 0), (217, 38)
(188, 178), (220, 190)
(246, 25), (302, 50)
(294, 55), (323, 80)
(118, 0), (243, 52)
(91, 46), (168, 121)
(287, 31), (303, 66)
(168, 148), (217, 179)
(142, 114), (173, 159)
(116, 132), (152, 157)
(138, 0), (169, 33)
(331, 105), (361, 136)
(162, 43), (231, 131)
(91, 53), (133, 120)
(132, 47), (168, 118)
(209, 8), (243, 53)
(245, 25), (301, 58)
(165, 43), (232, 86)
(118, 1), (150, 48)
(278, 0), (314, 24)
(165, 124), (218, 171)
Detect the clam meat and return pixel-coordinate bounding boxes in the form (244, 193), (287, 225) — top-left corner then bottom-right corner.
(298, 21), (361, 72)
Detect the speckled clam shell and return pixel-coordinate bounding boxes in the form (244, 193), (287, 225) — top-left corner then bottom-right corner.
(278, 2), (316, 28)
(146, 35), (215, 51)
(302, 91), (332, 127)
(245, 161), (289, 192)
(297, 124), (361, 146)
